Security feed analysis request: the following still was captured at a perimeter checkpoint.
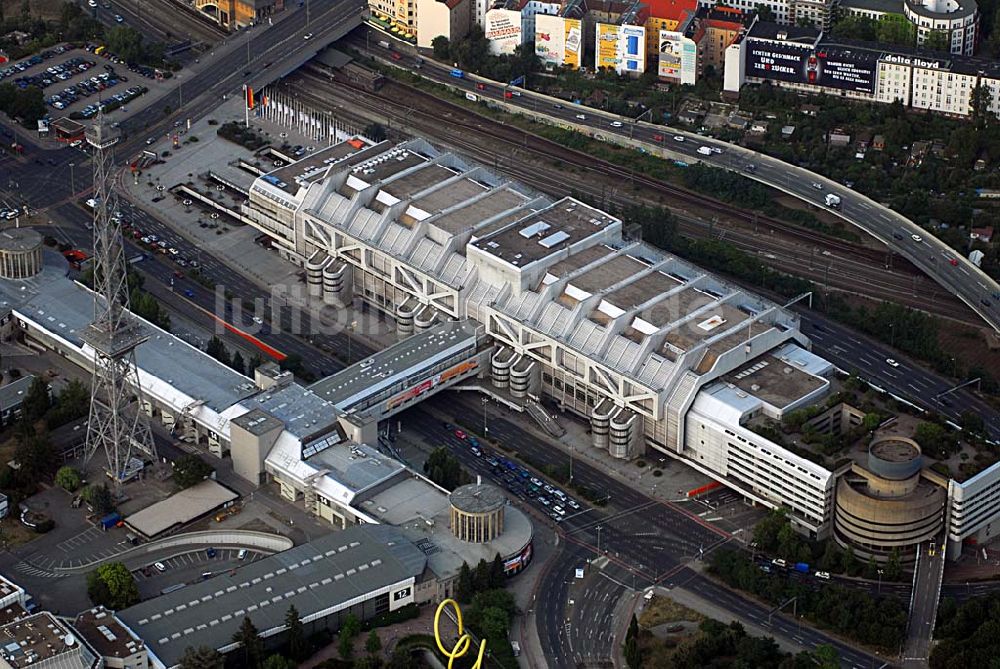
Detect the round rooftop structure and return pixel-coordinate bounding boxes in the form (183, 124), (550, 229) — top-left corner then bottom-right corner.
(449, 483), (507, 543)
(0, 228), (43, 279)
(868, 437), (923, 481)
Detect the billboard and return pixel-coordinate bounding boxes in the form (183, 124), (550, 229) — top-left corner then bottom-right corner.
(658, 30), (698, 84)
(536, 14), (567, 67)
(596, 23), (619, 71)
(384, 359), (479, 411)
(485, 8), (522, 56)
(564, 18), (582, 69)
(596, 24), (646, 75)
(745, 39), (878, 94)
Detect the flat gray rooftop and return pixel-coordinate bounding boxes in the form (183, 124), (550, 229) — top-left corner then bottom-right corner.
(429, 186), (531, 236)
(472, 197), (619, 268)
(382, 163), (459, 202)
(309, 320), (481, 410)
(231, 408), (284, 436)
(341, 147), (427, 197)
(395, 503), (533, 582)
(268, 140), (373, 196)
(239, 382), (339, 440)
(724, 353), (826, 409)
(434, 186), (529, 235)
(0, 228), (41, 252)
(449, 483), (506, 514)
(125, 479), (238, 538)
(117, 525), (426, 669)
(0, 253), (258, 413)
(357, 476), (451, 525)
(308, 442), (405, 494)
(565, 253), (647, 297)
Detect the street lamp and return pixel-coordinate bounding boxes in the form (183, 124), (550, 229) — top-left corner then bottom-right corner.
(482, 396), (489, 435)
(595, 525), (603, 554)
(877, 568), (884, 595)
(68, 163), (75, 196)
(345, 319), (356, 364)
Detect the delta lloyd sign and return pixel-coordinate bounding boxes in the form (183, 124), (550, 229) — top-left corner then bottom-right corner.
(881, 53), (948, 69)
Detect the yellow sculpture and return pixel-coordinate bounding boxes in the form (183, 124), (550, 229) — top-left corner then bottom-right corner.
(434, 598), (487, 669)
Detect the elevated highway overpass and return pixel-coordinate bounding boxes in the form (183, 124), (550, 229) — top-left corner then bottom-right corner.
(117, 0), (364, 155)
(366, 44), (1000, 334)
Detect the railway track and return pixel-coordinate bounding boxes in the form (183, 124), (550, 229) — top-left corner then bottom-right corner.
(284, 70), (977, 324)
(303, 67), (897, 264)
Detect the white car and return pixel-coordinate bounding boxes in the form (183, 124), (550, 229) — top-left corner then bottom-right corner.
(303, 33), (313, 40)
(911, 234), (923, 242)
(815, 571), (831, 580)
(153, 561), (167, 572)
(610, 121), (623, 128)
(771, 558), (787, 568)
(88, 0), (97, 6)
(252, 316), (263, 324)
(146, 137), (155, 145)
(575, 114), (586, 120)
(811, 182), (823, 190)
(115, 14), (124, 22)
(238, 549), (248, 560)
(886, 358), (899, 368)
(673, 135), (684, 142)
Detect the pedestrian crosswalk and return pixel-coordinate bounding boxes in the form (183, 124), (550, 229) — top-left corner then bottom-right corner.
(13, 561), (68, 579)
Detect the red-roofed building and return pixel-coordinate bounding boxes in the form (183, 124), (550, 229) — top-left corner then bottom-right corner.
(644, 0), (697, 56)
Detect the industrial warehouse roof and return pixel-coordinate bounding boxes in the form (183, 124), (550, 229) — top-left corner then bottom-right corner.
(124, 480), (239, 538)
(117, 525), (426, 669)
(0, 253), (258, 419)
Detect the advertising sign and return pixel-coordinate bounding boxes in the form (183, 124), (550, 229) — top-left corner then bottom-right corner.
(485, 8), (522, 56)
(621, 25), (645, 73)
(658, 31), (683, 78)
(745, 39), (878, 94)
(385, 360), (479, 411)
(564, 18), (582, 69)
(596, 23), (619, 71)
(536, 14), (567, 67)
(503, 542), (534, 573)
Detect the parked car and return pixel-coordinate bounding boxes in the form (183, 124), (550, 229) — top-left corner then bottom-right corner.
(154, 561), (167, 572)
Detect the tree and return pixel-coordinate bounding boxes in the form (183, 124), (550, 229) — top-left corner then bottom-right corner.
(205, 336), (230, 367)
(365, 629), (382, 656)
(261, 656), (294, 669)
(422, 447), (466, 490)
(232, 616), (264, 669)
(46, 379), (90, 428)
(885, 547), (902, 581)
(923, 29), (952, 53)
(818, 540), (841, 573)
(55, 466), (82, 492)
(337, 613), (362, 660)
(971, 83), (992, 129)
(431, 35), (451, 61)
(363, 122), (387, 142)
(105, 26), (146, 63)
(172, 454), (213, 489)
(864, 555), (878, 580)
(231, 351), (246, 376)
(86, 562), (139, 609)
(455, 562), (474, 602)
(285, 604), (308, 662)
(179, 645), (224, 669)
(82, 483), (115, 515)
(489, 553), (505, 588)
(20, 377), (51, 424)
(624, 614), (642, 668)
(841, 545), (859, 575)
(13, 429), (55, 486)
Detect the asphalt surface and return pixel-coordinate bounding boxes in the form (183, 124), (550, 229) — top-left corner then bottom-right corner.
(903, 541), (945, 667)
(377, 46), (1000, 334)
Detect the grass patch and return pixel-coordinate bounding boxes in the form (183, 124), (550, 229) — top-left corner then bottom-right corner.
(639, 595), (705, 628)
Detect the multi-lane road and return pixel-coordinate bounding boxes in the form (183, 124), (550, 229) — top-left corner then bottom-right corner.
(376, 47), (1000, 333)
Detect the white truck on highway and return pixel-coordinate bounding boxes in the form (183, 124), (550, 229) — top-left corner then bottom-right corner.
(824, 193), (842, 209)
(697, 146), (712, 156)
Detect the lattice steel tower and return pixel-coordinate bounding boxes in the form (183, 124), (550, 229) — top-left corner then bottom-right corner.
(83, 113), (157, 491)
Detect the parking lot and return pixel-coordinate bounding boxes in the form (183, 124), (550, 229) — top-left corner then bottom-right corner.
(1, 43), (174, 133)
(133, 548), (266, 599)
